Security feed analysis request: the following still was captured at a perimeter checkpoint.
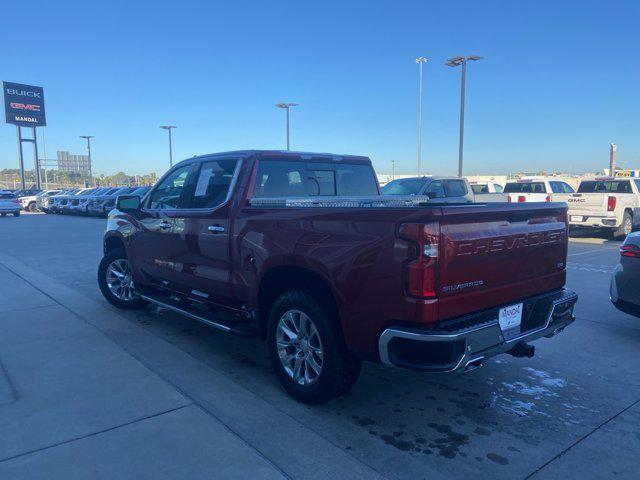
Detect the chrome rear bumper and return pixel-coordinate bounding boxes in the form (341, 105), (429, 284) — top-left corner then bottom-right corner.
(378, 288), (577, 373)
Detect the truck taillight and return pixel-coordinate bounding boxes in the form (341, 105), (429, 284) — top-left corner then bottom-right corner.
(518, 195), (526, 203)
(607, 196), (616, 212)
(620, 244), (640, 258)
(507, 196), (512, 203)
(399, 222), (440, 298)
(545, 195), (550, 202)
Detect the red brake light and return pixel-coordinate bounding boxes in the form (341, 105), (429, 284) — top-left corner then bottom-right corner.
(620, 244), (640, 258)
(399, 222), (440, 298)
(518, 195), (526, 203)
(545, 195), (551, 202)
(607, 196), (616, 212)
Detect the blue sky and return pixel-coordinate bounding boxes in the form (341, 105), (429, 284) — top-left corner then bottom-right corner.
(1, 0), (638, 177)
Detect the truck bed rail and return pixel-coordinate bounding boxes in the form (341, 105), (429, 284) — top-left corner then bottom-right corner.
(248, 195), (432, 208)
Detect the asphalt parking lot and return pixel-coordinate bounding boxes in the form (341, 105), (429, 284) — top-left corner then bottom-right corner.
(0, 213), (639, 479)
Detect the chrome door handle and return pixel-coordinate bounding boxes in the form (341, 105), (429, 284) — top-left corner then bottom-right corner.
(208, 225), (225, 233)
(158, 221), (172, 229)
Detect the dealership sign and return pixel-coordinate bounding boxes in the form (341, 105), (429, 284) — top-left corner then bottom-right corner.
(3, 81), (46, 127)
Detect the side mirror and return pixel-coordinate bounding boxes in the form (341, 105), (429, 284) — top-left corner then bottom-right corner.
(116, 195), (141, 213)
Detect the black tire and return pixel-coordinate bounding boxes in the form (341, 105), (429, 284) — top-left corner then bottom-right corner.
(28, 202), (37, 212)
(614, 211), (633, 238)
(98, 248), (147, 310)
(267, 290), (361, 404)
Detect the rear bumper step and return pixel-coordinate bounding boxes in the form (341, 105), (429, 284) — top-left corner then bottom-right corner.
(378, 288), (577, 373)
(139, 293), (259, 338)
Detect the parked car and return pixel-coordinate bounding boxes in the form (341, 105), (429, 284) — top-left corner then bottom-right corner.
(88, 187), (141, 217)
(0, 192), (21, 217)
(504, 178), (575, 203)
(380, 176), (474, 203)
(566, 177), (640, 238)
(20, 190), (60, 212)
(98, 150), (577, 404)
(68, 188), (111, 215)
(36, 190), (63, 213)
(610, 232), (640, 317)
(48, 189), (78, 213)
(51, 189), (83, 214)
(62, 188), (97, 214)
(468, 180), (509, 203)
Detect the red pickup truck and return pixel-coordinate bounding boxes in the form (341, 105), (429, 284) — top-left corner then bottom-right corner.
(98, 150), (577, 403)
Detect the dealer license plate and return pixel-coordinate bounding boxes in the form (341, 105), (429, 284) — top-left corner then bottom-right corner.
(498, 303), (523, 339)
(570, 215), (583, 222)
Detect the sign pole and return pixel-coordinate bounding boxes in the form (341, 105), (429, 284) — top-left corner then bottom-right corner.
(32, 127), (41, 190)
(16, 126), (26, 190)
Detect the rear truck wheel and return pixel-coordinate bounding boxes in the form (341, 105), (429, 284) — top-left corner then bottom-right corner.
(614, 211), (633, 238)
(28, 202), (37, 212)
(267, 290), (361, 404)
(98, 248), (147, 310)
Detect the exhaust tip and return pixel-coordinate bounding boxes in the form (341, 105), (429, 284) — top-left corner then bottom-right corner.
(464, 357), (484, 373)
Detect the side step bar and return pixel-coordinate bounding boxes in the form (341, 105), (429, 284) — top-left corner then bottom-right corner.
(140, 294), (259, 339)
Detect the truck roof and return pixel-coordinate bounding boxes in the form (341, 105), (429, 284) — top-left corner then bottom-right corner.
(180, 150), (372, 166)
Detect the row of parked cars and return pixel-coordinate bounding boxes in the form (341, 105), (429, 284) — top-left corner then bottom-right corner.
(382, 175), (640, 238)
(10, 186), (151, 217)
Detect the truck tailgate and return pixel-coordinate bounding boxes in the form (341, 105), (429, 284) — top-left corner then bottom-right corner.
(437, 203), (568, 321)
(565, 193), (607, 212)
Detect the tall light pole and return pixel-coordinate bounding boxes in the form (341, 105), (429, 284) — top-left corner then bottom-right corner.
(446, 55), (483, 177)
(275, 103), (298, 150)
(415, 57), (428, 176)
(79, 135), (94, 187)
(160, 126), (177, 168)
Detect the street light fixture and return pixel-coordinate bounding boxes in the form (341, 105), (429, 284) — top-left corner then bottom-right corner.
(160, 126), (177, 168)
(79, 135), (94, 187)
(445, 55), (483, 177)
(415, 57), (428, 176)
(275, 103), (299, 150)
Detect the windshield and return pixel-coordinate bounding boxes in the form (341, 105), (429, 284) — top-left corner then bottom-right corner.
(381, 178), (426, 195)
(578, 180), (632, 193)
(504, 182), (547, 193)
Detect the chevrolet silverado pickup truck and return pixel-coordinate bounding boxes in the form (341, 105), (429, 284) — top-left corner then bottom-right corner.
(98, 150), (577, 403)
(566, 177), (640, 238)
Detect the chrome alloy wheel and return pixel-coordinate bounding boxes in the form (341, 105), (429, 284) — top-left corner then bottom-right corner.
(276, 309), (323, 385)
(105, 259), (138, 302)
(623, 216), (633, 236)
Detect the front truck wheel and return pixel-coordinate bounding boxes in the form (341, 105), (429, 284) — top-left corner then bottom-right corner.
(98, 248), (147, 310)
(267, 290), (361, 404)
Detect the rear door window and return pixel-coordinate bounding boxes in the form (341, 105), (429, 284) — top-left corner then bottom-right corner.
(252, 160), (378, 197)
(443, 179), (468, 197)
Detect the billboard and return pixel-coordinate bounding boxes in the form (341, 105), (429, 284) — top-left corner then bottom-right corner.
(3, 81), (46, 127)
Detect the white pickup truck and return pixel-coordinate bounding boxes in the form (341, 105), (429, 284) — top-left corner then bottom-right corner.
(503, 178), (575, 203)
(566, 177), (640, 237)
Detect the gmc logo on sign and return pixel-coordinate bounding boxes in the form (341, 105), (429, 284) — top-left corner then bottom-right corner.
(455, 229), (565, 256)
(10, 102), (41, 112)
